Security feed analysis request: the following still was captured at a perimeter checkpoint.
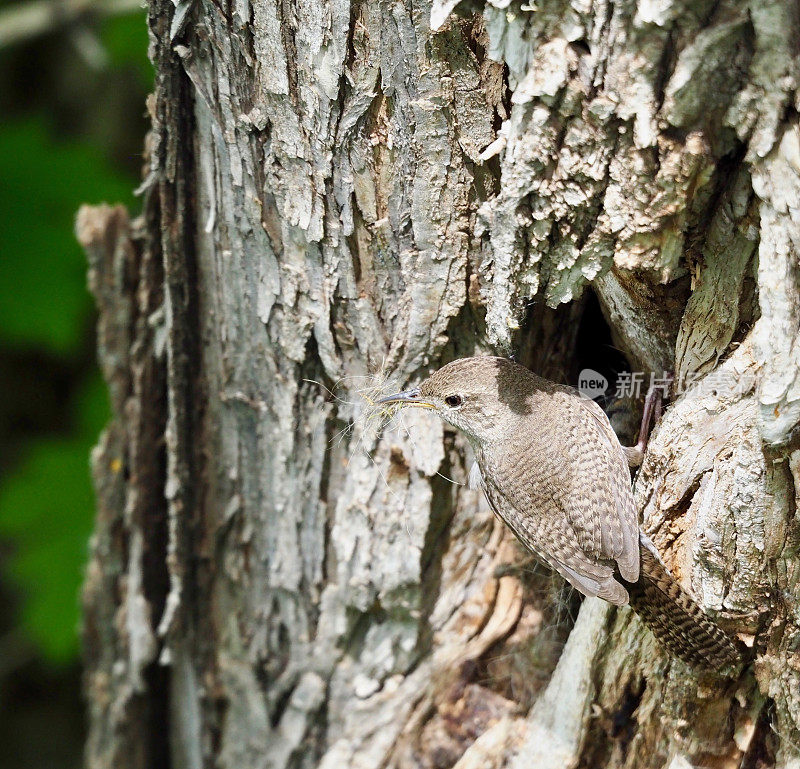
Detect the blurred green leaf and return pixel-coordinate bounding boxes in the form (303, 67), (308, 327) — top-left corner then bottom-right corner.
(101, 12), (153, 88)
(0, 119), (133, 356)
(73, 369), (111, 439)
(0, 374), (110, 663)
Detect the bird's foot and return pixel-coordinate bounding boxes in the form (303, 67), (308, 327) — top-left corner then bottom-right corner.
(625, 372), (673, 467)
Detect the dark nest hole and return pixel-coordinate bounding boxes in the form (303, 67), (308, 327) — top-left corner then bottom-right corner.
(572, 291), (631, 410)
(515, 289), (636, 438)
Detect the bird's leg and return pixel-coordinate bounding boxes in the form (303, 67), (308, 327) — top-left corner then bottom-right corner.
(624, 375), (672, 467)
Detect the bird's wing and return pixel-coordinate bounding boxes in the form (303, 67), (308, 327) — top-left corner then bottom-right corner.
(572, 394), (640, 582)
(480, 454), (631, 606)
(475, 388), (640, 603)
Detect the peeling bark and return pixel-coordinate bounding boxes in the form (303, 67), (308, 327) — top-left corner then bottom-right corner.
(81, 0), (800, 767)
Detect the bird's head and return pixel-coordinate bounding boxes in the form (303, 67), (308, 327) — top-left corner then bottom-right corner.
(376, 356), (530, 445)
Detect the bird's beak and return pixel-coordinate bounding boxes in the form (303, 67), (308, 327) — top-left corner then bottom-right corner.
(374, 387), (436, 409)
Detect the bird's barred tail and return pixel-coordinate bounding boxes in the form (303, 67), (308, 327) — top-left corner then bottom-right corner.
(625, 549), (742, 670)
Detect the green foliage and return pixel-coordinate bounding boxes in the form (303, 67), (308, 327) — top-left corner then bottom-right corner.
(0, 117), (127, 662)
(0, 120), (134, 357)
(0, 7), (150, 663)
(0, 0), (153, 665)
(0, 374), (110, 663)
(0, 117), (134, 661)
(102, 13), (155, 88)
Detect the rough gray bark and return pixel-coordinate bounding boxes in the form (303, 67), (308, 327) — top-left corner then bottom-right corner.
(78, 0), (800, 767)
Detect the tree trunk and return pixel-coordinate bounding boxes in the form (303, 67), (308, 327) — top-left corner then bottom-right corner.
(77, 0), (800, 767)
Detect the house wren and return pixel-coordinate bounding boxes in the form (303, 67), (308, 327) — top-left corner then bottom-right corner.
(377, 356), (740, 669)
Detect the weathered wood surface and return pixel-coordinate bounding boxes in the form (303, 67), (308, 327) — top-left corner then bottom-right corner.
(80, 0), (800, 767)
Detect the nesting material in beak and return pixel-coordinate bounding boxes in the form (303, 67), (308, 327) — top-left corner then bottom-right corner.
(374, 388), (435, 409)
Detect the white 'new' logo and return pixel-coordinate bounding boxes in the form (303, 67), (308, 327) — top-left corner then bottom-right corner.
(577, 368), (608, 399)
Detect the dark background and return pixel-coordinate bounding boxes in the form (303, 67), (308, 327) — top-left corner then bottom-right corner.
(0, 2), (150, 765)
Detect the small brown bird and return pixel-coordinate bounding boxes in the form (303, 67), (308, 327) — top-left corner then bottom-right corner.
(377, 356), (740, 670)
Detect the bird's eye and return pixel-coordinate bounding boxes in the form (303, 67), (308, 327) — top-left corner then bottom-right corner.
(445, 395), (462, 408)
